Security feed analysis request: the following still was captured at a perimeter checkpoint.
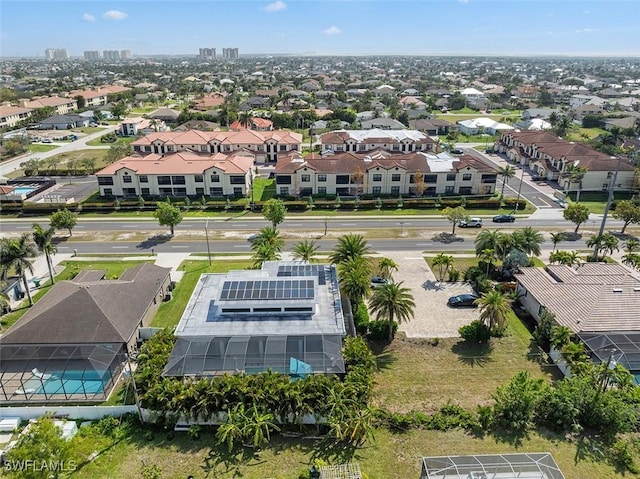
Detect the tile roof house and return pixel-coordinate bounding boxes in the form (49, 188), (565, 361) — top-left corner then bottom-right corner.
(320, 129), (436, 154)
(0, 263), (171, 402)
(229, 117), (274, 131)
(37, 114), (89, 130)
(359, 117), (407, 130)
(0, 106), (32, 128)
(21, 96), (78, 115)
(148, 108), (181, 122)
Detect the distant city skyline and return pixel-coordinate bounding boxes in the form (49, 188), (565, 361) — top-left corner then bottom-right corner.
(2, 0), (639, 58)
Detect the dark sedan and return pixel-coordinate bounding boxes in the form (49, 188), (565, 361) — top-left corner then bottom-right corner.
(492, 214), (516, 223)
(447, 294), (479, 308)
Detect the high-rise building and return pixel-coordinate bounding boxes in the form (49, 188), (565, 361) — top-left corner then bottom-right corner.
(103, 50), (121, 60)
(222, 48), (239, 59)
(120, 50), (132, 60)
(44, 48), (69, 60)
(84, 51), (101, 61)
(199, 47), (216, 59)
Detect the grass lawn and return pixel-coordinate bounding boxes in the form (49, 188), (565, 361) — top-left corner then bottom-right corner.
(566, 191), (636, 215)
(86, 136), (137, 147)
(252, 177), (276, 201)
(565, 127), (607, 142)
(29, 144), (60, 153)
(151, 259), (253, 329)
(71, 127), (107, 134)
(425, 255), (479, 273)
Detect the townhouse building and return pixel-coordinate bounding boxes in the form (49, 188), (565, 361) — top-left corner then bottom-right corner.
(0, 106), (32, 128)
(496, 131), (636, 192)
(95, 150), (254, 198)
(20, 96), (78, 115)
(70, 86), (131, 108)
(275, 150), (497, 197)
(131, 129), (302, 164)
(320, 129), (436, 155)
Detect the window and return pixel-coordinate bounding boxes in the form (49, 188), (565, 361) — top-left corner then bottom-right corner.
(462, 173), (472, 181)
(301, 174), (311, 182)
(391, 186), (400, 194)
(230, 176), (245, 184)
(300, 187), (312, 196)
(123, 175), (132, 183)
(158, 176), (171, 185)
(279, 144), (287, 151)
(98, 177), (114, 185)
(195, 187), (204, 195)
(424, 175), (437, 183)
(210, 174), (220, 183)
(336, 175), (349, 184)
(602, 183), (609, 190)
(481, 174), (497, 183)
(173, 187), (187, 196)
(318, 187), (327, 195)
(318, 174), (327, 182)
(224, 145), (231, 151)
(103, 188), (113, 196)
(392, 174), (401, 181)
(373, 174), (382, 182)
(392, 144), (399, 151)
(445, 185), (455, 194)
(141, 188), (150, 195)
(209, 187), (223, 196)
(139, 175), (148, 183)
(459, 187), (472, 195)
(279, 187), (289, 195)
(159, 187), (173, 195)
(426, 186), (436, 195)
(607, 171), (613, 179)
(276, 175), (292, 184)
(257, 145), (264, 151)
(144, 146), (151, 152)
(358, 144), (366, 151)
(166, 145), (174, 152)
(133, 146), (142, 152)
(446, 173), (456, 182)
(336, 187), (349, 195)
(194, 174), (204, 183)
(335, 145), (344, 151)
(372, 186), (381, 194)
(171, 176), (186, 185)
(200, 145), (208, 152)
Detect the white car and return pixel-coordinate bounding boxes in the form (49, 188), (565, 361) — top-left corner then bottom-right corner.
(459, 217), (483, 228)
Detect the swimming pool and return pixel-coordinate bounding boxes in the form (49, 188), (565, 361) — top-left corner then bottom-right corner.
(12, 187), (37, 195)
(25, 370), (109, 395)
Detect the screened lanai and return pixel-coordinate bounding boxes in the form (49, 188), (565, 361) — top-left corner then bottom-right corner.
(578, 332), (640, 382)
(420, 453), (565, 479)
(0, 343), (126, 402)
(163, 334), (345, 377)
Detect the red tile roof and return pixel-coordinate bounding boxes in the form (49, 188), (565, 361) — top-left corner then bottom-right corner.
(132, 129), (302, 147)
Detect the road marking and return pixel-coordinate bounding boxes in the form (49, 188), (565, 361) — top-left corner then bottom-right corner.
(232, 224), (247, 227)
(15, 226), (30, 229)
(340, 223), (357, 226)
(233, 245), (249, 248)
(112, 246), (130, 249)
(415, 243), (432, 246)
(171, 246), (189, 248)
(287, 223), (302, 226)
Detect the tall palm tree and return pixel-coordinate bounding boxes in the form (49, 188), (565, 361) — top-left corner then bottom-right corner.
(563, 164), (588, 202)
(369, 281), (416, 341)
(329, 234), (371, 265)
(238, 111), (253, 129)
(512, 227), (544, 257)
(251, 243), (281, 269)
(0, 234), (37, 306)
(292, 240), (319, 263)
(550, 232), (566, 252)
(431, 253), (454, 282)
(479, 248), (495, 276)
(377, 257), (398, 281)
(250, 227), (284, 252)
(625, 238), (640, 253)
(475, 290), (513, 333)
(338, 256), (372, 306)
(474, 229), (504, 256)
(498, 164), (516, 196)
(32, 224), (57, 285)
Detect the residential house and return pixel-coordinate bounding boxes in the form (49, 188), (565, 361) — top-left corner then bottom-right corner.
(320, 129), (436, 154)
(399, 96), (427, 110)
(0, 263), (171, 403)
(148, 108), (181, 123)
(514, 118), (552, 131)
(69, 89), (108, 108)
(95, 150), (254, 198)
(360, 117), (406, 130)
(119, 117), (167, 136)
(0, 106), (32, 128)
(21, 96), (77, 115)
(572, 104), (606, 119)
(131, 129), (302, 163)
(174, 120), (220, 132)
(457, 117), (514, 135)
(229, 117), (274, 131)
(374, 85), (395, 96)
(408, 118), (453, 136)
(191, 94), (225, 111)
(521, 108), (560, 120)
(274, 150), (497, 197)
(37, 114), (89, 130)
(239, 96), (269, 110)
(460, 87), (486, 108)
(569, 94), (606, 109)
(162, 261), (347, 378)
(603, 117), (638, 132)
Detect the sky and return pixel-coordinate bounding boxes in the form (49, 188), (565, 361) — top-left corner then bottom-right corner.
(1, 0), (639, 58)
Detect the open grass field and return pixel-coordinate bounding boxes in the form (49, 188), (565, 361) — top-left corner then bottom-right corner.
(71, 127), (107, 134)
(566, 191), (636, 215)
(86, 136), (137, 147)
(28, 144), (60, 153)
(565, 127), (607, 142)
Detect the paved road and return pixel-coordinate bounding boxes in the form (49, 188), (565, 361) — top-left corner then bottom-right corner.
(0, 126), (117, 177)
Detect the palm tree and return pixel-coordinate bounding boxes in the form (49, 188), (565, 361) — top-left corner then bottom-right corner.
(431, 253), (454, 282)
(251, 243), (281, 269)
(238, 111), (253, 129)
(586, 233), (619, 261)
(475, 290), (513, 333)
(292, 240), (319, 263)
(550, 232), (566, 252)
(498, 165), (516, 196)
(338, 256), (372, 305)
(0, 281), (10, 316)
(479, 248), (495, 276)
(369, 281), (416, 341)
(512, 226), (544, 256)
(474, 229), (504, 256)
(563, 164), (588, 202)
(549, 250), (581, 267)
(625, 238), (640, 253)
(329, 234), (371, 265)
(377, 257), (398, 281)
(32, 224), (57, 285)
(0, 234), (37, 306)
(250, 227), (284, 252)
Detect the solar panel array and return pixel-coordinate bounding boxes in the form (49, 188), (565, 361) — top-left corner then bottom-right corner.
(277, 264), (327, 285)
(220, 279), (315, 301)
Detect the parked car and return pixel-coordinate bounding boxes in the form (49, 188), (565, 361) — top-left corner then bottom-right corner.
(41, 138), (53, 143)
(459, 217), (483, 228)
(450, 148), (464, 155)
(89, 122), (98, 127)
(447, 294), (479, 308)
(371, 277), (390, 288)
(492, 214), (516, 223)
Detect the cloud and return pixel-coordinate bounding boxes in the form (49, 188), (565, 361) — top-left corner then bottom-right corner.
(103, 10), (128, 20)
(575, 28), (598, 33)
(264, 1), (286, 12)
(323, 26), (341, 36)
(82, 13), (96, 22)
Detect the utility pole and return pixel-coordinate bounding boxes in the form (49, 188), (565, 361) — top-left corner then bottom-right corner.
(514, 167), (525, 213)
(204, 218), (212, 265)
(592, 156), (622, 262)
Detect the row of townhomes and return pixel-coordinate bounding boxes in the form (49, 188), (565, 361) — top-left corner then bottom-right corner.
(320, 129), (437, 154)
(495, 130), (636, 192)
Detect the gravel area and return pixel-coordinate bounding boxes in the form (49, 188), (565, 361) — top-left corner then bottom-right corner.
(378, 251), (479, 338)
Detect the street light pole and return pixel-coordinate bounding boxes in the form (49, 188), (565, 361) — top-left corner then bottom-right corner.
(592, 156), (622, 262)
(205, 218), (212, 265)
(514, 167), (525, 213)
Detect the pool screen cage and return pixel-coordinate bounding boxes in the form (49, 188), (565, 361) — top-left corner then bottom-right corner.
(578, 332), (640, 379)
(318, 463), (362, 479)
(0, 343), (126, 402)
(163, 335), (345, 377)
(421, 453), (565, 479)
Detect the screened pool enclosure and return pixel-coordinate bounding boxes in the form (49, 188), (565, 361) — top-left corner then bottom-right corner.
(420, 453), (565, 479)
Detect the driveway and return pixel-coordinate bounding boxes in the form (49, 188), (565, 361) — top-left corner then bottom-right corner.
(378, 251), (479, 338)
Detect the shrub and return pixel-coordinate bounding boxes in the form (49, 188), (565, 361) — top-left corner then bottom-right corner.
(353, 299), (370, 335)
(187, 424), (201, 440)
(459, 320), (491, 343)
(367, 319), (397, 341)
(426, 403), (477, 431)
(447, 269), (461, 282)
(609, 439), (640, 474)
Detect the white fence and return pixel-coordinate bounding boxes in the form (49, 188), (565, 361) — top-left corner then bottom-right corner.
(0, 406), (139, 421)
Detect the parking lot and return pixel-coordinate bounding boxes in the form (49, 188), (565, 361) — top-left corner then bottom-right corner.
(379, 252), (479, 338)
(28, 176), (98, 204)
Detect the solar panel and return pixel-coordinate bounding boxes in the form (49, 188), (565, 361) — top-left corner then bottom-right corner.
(277, 264), (327, 285)
(221, 279), (315, 301)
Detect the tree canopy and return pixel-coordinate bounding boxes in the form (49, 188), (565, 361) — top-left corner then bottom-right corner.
(50, 209), (77, 236)
(154, 201), (183, 235)
(563, 203), (590, 233)
(262, 198), (287, 228)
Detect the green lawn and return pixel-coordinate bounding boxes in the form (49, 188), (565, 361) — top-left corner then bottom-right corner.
(252, 177), (276, 201)
(29, 144), (60, 153)
(86, 136), (137, 147)
(151, 259), (253, 329)
(565, 127), (607, 142)
(71, 127), (107, 134)
(566, 191), (636, 214)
